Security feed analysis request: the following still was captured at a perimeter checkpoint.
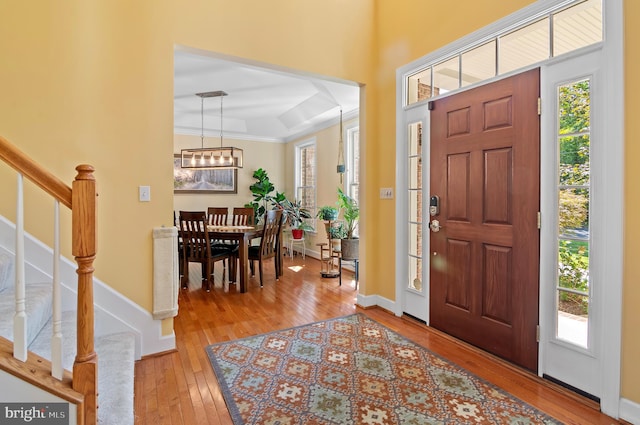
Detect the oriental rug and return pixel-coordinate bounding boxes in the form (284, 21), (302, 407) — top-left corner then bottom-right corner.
(206, 313), (561, 424)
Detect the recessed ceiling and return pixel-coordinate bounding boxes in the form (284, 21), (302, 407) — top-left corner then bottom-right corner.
(174, 50), (360, 143)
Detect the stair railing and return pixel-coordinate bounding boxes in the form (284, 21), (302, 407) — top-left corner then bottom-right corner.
(0, 136), (98, 425)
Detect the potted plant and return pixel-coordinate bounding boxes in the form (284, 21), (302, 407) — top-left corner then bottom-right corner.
(275, 198), (313, 239)
(336, 187), (359, 260)
(327, 220), (347, 252)
(317, 205), (339, 221)
(328, 221), (347, 239)
(245, 168), (286, 224)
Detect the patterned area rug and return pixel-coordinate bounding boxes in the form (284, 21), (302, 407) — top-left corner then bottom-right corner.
(206, 314), (561, 424)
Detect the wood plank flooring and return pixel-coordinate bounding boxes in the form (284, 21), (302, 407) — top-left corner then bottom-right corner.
(133, 254), (625, 424)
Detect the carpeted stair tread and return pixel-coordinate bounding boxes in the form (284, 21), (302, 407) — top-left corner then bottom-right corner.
(96, 332), (135, 425)
(28, 310), (78, 370)
(29, 311), (135, 425)
(0, 283), (53, 346)
(1, 257), (135, 424)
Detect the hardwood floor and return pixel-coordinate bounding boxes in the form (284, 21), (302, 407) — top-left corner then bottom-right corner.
(133, 255), (624, 424)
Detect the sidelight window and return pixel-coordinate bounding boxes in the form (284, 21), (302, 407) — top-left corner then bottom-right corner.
(556, 79), (591, 348)
(407, 122), (423, 292)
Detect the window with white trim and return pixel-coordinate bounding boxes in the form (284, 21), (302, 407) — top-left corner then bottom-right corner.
(295, 139), (316, 231)
(556, 78), (591, 348)
(345, 122), (360, 237)
(345, 123), (360, 203)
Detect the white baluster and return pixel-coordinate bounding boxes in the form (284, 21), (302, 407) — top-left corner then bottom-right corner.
(51, 200), (63, 379)
(13, 173), (27, 361)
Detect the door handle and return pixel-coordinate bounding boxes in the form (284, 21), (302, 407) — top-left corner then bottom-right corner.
(429, 220), (442, 232)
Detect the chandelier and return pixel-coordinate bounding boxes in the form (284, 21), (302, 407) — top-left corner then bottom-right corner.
(181, 90), (243, 169)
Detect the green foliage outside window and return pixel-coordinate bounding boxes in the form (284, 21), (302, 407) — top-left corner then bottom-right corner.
(558, 240), (589, 315)
(557, 80), (591, 316)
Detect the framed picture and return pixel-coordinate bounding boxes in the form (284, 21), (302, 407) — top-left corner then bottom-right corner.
(173, 155), (238, 194)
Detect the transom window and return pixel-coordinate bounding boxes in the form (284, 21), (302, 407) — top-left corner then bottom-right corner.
(406, 0), (602, 105)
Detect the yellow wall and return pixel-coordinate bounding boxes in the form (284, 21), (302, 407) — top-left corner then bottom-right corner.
(0, 1), (175, 311)
(0, 0), (375, 313)
(0, 0), (638, 406)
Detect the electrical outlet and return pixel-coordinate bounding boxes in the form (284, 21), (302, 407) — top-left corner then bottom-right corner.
(139, 186), (151, 202)
(380, 187), (393, 199)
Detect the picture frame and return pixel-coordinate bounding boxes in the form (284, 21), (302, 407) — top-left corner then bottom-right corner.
(173, 155), (238, 194)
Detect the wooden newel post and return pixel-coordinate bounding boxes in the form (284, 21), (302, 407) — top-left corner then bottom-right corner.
(71, 165), (98, 425)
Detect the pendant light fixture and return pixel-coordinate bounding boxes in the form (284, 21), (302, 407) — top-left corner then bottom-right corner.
(181, 90), (243, 169)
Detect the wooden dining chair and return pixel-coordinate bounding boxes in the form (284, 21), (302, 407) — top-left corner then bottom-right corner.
(231, 207), (255, 226)
(207, 207), (229, 226)
(248, 209), (282, 287)
(207, 206), (235, 256)
(178, 211), (234, 291)
(174, 211), (184, 278)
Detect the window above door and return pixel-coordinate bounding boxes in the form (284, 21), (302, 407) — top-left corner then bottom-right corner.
(405, 0), (602, 106)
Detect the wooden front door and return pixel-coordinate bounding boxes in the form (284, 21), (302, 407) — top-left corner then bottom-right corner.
(429, 69), (540, 371)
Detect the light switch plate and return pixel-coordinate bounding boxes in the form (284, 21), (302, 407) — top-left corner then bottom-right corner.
(139, 186), (151, 202)
(380, 187), (393, 199)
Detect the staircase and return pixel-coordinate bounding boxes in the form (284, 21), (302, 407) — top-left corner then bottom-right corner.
(0, 254), (136, 424)
(0, 136), (136, 424)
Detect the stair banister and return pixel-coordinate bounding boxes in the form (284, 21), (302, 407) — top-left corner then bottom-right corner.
(0, 136), (98, 425)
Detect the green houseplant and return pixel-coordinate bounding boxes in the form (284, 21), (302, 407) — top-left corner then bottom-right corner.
(317, 205), (342, 255)
(327, 221), (347, 239)
(245, 168), (285, 224)
(275, 198), (313, 239)
(316, 205), (339, 221)
(337, 187), (359, 239)
(336, 187), (359, 260)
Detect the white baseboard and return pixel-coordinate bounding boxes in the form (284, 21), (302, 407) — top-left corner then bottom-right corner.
(0, 215), (173, 359)
(356, 293), (399, 317)
(620, 398), (640, 424)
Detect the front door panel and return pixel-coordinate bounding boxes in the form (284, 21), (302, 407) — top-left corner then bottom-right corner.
(429, 69), (540, 371)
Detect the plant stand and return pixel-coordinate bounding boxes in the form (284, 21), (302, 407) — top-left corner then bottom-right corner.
(317, 242), (341, 277)
(289, 233), (306, 259)
(317, 219), (341, 278)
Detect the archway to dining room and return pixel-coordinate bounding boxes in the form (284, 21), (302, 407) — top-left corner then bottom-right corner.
(172, 46), (365, 294)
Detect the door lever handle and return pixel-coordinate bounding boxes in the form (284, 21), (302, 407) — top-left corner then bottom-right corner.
(429, 220), (442, 232)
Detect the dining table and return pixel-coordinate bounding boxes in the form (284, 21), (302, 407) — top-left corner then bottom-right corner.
(207, 224), (260, 293)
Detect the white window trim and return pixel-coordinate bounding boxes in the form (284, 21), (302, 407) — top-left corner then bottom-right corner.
(294, 137), (317, 231)
(395, 0), (623, 418)
(344, 120), (359, 200)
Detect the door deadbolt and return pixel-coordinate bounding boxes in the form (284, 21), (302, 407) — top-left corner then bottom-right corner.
(429, 195), (440, 216)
